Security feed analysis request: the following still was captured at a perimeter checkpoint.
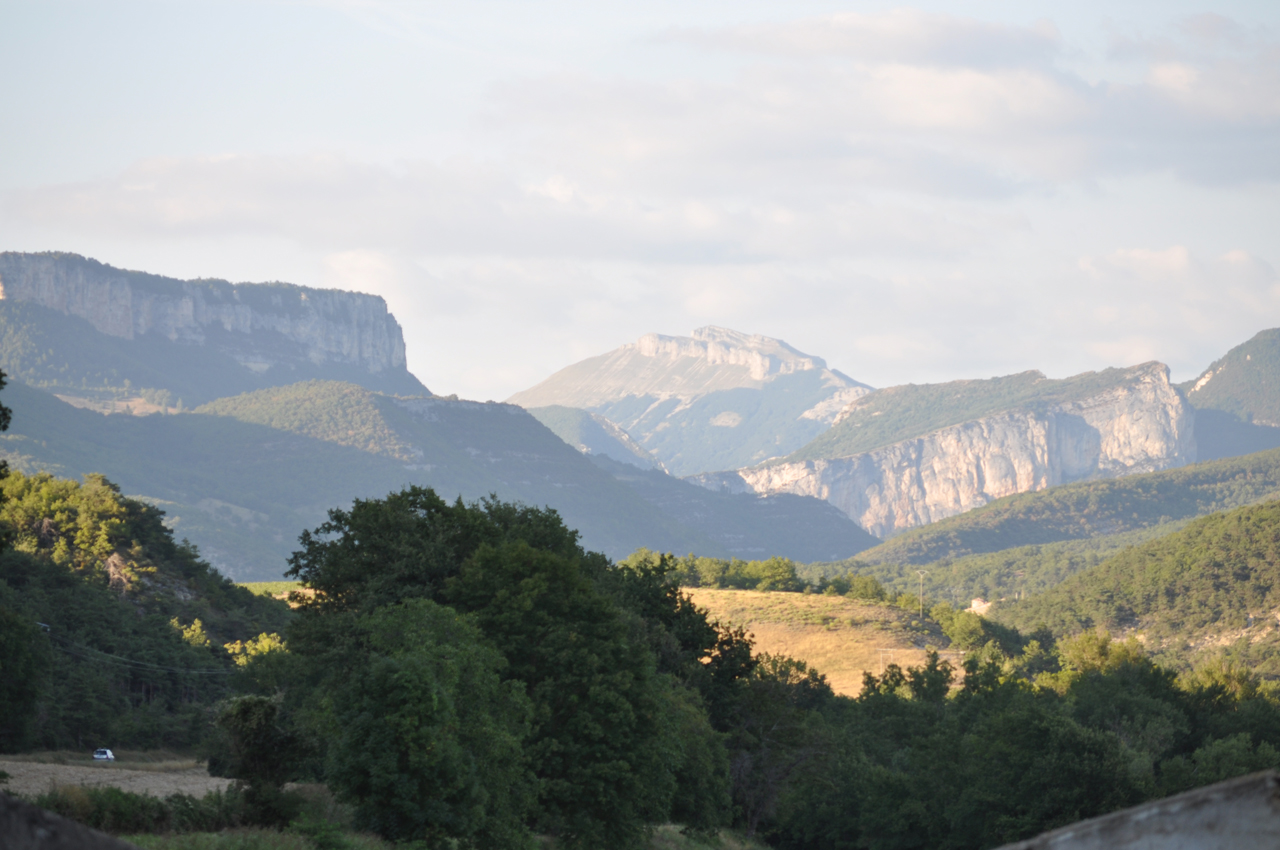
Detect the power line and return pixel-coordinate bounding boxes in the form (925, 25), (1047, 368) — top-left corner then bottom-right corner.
(46, 632), (235, 676)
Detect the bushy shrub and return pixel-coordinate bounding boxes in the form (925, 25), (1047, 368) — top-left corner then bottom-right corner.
(35, 786), (248, 835)
(844, 575), (886, 601)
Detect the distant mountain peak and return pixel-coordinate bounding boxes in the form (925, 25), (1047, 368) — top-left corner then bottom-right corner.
(510, 327), (867, 411)
(508, 328), (873, 476)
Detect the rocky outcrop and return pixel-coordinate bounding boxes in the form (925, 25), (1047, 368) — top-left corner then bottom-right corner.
(692, 363), (1195, 538)
(0, 252), (408, 376)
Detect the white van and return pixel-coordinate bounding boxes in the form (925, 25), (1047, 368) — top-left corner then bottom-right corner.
(92, 748), (114, 761)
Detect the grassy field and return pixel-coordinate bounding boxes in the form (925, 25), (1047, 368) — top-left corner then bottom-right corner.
(687, 588), (954, 695)
(238, 581), (301, 598)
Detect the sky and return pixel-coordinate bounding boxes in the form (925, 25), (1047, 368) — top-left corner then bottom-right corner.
(2, 0), (1278, 400)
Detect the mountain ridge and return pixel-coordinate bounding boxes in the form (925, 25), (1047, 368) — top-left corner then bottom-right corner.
(0, 251), (427, 403)
(508, 326), (872, 476)
(0, 381), (874, 578)
(692, 361), (1195, 538)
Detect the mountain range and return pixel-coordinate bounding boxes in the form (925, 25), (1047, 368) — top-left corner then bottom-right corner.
(0, 253), (875, 578)
(5, 250), (1280, 586)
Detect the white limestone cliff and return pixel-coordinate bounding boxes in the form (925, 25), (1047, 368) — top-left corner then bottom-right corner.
(0, 252), (407, 375)
(691, 363), (1196, 538)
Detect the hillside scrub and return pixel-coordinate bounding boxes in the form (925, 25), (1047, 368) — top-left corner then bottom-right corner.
(994, 499), (1280, 674)
(0, 469), (291, 752)
(195, 382), (419, 462)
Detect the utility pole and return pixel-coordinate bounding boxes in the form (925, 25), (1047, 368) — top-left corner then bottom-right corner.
(916, 570), (927, 617)
(876, 648), (897, 673)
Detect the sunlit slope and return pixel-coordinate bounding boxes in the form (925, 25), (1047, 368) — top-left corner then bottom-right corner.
(837, 523), (1192, 610)
(687, 588), (949, 696)
(1180, 328), (1280, 462)
(197, 380), (420, 459)
(994, 499), (1280, 675)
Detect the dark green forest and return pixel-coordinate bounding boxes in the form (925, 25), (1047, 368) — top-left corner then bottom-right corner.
(9, 356), (1280, 847)
(12, 473), (1280, 848)
(994, 499), (1280, 675)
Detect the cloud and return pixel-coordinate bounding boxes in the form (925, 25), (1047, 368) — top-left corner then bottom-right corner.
(1, 151), (996, 263)
(4, 7), (1279, 400)
(502, 10), (1280, 188)
(7, 10), (1278, 267)
(671, 10), (1063, 70)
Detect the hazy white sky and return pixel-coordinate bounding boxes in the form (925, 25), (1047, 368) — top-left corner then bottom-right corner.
(2, 0), (1278, 399)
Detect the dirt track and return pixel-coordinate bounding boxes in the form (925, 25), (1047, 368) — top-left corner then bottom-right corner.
(0, 759), (232, 798)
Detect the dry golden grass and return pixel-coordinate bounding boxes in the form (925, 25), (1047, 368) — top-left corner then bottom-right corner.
(687, 588), (958, 696)
(0, 759), (231, 798)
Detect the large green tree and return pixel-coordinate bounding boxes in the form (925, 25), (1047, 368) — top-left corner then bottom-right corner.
(446, 541), (681, 848)
(324, 599), (533, 848)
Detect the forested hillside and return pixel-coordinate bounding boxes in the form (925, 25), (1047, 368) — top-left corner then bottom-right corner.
(1183, 327), (1280, 427)
(0, 470), (289, 751)
(195, 380), (422, 460)
(830, 523), (1188, 608)
(995, 499), (1280, 674)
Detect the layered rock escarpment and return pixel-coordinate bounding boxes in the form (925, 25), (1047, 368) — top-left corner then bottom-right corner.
(0, 252), (410, 379)
(691, 362), (1196, 538)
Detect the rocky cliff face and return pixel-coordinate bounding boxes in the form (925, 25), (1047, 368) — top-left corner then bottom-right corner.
(692, 363), (1196, 538)
(0, 252), (408, 376)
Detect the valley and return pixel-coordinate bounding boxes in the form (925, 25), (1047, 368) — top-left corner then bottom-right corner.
(9, 251), (1280, 848)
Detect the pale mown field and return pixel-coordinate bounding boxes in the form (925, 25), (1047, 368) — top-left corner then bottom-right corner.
(0, 755), (231, 798)
(687, 588), (956, 696)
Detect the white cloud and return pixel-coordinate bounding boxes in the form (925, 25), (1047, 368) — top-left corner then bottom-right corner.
(672, 10), (1063, 70)
(3, 6), (1280, 400)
